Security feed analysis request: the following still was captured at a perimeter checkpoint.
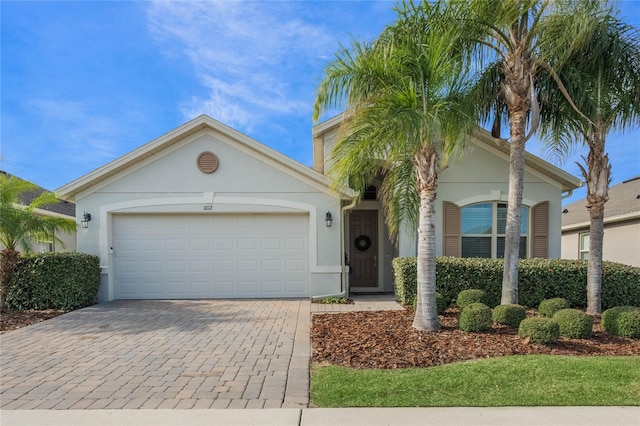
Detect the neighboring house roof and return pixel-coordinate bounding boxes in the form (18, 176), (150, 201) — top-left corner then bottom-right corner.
(1, 170), (76, 217)
(57, 114), (356, 201)
(312, 114), (582, 193)
(562, 176), (640, 231)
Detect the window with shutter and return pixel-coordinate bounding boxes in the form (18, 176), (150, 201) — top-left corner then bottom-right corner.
(443, 201), (461, 257)
(458, 202), (529, 258)
(531, 201), (549, 258)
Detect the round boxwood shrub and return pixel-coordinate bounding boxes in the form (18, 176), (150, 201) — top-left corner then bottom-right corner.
(602, 306), (640, 338)
(413, 292), (447, 315)
(492, 304), (527, 327)
(538, 298), (570, 318)
(518, 317), (560, 344)
(552, 309), (592, 339)
(457, 289), (488, 309)
(458, 302), (493, 332)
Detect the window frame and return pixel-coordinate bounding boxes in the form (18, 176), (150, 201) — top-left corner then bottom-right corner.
(460, 201), (529, 259)
(579, 232), (590, 260)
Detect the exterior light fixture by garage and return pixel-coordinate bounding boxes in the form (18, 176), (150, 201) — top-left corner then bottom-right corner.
(325, 211), (333, 227)
(81, 212), (92, 229)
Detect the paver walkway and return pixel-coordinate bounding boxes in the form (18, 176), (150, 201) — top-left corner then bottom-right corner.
(310, 293), (404, 313)
(0, 299), (310, 410)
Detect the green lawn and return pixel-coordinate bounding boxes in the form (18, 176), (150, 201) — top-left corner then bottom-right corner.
(311, 355), (640, 407)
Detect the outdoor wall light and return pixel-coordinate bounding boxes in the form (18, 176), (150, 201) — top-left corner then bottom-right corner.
(325, 211), (333, 228)
(81, 212), (92, 229)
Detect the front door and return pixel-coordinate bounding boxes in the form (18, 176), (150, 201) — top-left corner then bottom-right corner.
(349, 210), (378, 289)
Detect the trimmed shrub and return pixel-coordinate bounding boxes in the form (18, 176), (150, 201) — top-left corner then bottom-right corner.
(538, 298), (570, 318)
(457, 289), (488, 309)
(602, 306), (640, 338)
(393, 257), (417, 305)
(436, 292), (447, 315)
(518, 317), (560, 344)
(413, 292), (447, 315)
(7, 252), (100, 310)
(392, 257), (640, 310)
(492, 304), (527, 327)
(616, 310), (640, 339)
(458, 302), (493, 332)
(552, 309), (593, 339)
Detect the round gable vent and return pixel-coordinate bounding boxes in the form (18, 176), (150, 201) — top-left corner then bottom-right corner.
(197, 151), (219, 174)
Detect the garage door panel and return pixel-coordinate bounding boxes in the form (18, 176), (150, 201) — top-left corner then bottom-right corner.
(114, 214), (309, 299)
(263, 260), (283, 272)
(285, 238), (305, 250)
(238, 281), (259, 294)
(166, 260), (187, 272)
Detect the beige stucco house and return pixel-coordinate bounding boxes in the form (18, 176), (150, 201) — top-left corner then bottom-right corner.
(1, 171), (77, 253)
(561, 176), (640, 267)
(57, 114), (580, 302)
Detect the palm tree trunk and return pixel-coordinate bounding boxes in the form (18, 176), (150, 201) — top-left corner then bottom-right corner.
(501, 109), (527, 305)
(0, 248), (20, 312)
(587, 205), (604, 314)
(580, 136), (610, 315)
(412, 148), (440, 332)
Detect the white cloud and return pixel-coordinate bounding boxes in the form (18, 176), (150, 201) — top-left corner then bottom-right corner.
(145, 0), (334, 129)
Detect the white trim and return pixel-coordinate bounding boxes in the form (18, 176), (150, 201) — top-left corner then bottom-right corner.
(562, 211), (640, 232)
(454, 192), (537, 210)
(30, 207), (75, 220)
(349, 205), (384, 293)
(99, 194), (331, 301)
(57, 115), (355, 200)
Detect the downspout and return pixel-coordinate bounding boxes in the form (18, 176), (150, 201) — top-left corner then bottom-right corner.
(562, 181), (585, 199)
(340, 196), (358, 295)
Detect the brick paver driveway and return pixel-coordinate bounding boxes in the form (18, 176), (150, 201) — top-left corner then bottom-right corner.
(0, 299), (310, 410)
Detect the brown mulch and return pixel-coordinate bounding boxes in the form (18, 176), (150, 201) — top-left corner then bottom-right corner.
(312, 308), (640, 369)
(0, 310), (68, 334)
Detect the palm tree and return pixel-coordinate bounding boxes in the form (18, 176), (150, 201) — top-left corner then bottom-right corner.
(539, 2), (640, 314)
(458, 0), (606, 304)
(0, 174), (77, 311)
(313, 1), (476, 331)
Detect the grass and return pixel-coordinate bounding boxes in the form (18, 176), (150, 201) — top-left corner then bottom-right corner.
(311, 355), (640, 407)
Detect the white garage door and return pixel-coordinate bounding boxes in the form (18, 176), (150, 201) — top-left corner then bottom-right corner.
(113, 214), (309, 299)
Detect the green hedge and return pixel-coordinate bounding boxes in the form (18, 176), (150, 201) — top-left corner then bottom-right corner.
(456, 289), (489, 309)
(552, 308), (593, 339)
(492, 304), (527, 327)
(538, 298), (570, 318)
(458, 302), (493, 332)
(392, 257), (640, 309)
(602, 306), (640, 338)
(7, 252), (100, 310)
(518, 317), (560, 344)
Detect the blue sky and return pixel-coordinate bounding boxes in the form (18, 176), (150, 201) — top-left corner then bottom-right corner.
(2, 1), (639, 206)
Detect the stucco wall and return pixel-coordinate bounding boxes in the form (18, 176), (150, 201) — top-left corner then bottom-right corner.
(75, 128), (345, 299)
(321, 131), (566, 259)
(436, 142), (564, 258)
(562, 219), (640, 267)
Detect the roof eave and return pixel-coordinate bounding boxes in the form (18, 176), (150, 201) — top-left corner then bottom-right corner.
(57, 115), (354, 201)
(473, 129), (582, 192)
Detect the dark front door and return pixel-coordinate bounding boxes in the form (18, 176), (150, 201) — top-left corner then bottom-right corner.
(349, 210), (378, 289)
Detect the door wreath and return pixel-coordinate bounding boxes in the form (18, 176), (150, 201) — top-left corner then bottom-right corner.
(354, 235), (372, 252)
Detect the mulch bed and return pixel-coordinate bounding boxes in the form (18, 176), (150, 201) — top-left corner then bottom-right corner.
(312, 308), (640, 369)
(0, 310), (68, 334)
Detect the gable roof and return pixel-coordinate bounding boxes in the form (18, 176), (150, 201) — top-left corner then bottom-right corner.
(562, 176), (640, 229)
(57, 115), (355, 201)
(312, 114), (582, 192)
(1, 170), (76, 217)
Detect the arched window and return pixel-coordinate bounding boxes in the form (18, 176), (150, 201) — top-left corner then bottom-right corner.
(460, 202), (528, 258)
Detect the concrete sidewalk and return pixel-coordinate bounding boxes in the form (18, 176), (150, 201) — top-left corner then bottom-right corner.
(1, 407), (638, 425)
